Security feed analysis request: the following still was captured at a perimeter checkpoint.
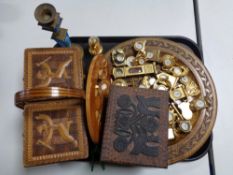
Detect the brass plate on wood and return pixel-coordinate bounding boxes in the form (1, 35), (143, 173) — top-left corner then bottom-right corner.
(104, 38), (217, 164)
(23, 99), (88, 167)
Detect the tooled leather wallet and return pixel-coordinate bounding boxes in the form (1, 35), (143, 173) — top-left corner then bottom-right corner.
(101, 85), (169, 168)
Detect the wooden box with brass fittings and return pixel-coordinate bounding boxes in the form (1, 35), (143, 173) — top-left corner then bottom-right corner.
(15, 47), (88, 166)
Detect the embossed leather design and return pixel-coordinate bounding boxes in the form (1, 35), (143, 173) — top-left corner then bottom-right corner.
(22, 47), (88, 166)
(24, 100), (89, 166)
(24, 47), (83, 89)
(101, 86), (169, 167)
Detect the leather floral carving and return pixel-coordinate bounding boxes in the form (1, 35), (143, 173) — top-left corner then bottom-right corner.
(113, 95), (161, 157)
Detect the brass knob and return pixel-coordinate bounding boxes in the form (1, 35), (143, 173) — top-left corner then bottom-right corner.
(88, 37), (103, 56)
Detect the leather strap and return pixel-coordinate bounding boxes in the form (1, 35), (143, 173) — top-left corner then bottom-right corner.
(15, 87), (85, 109)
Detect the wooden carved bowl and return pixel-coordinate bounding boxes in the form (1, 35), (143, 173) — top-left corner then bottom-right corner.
(103, 37), (217, 164)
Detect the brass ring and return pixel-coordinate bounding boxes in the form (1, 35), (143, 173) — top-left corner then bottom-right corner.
(15, 87), (85, 109)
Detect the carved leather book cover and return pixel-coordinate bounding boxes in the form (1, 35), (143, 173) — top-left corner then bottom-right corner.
(101, 86), (169, 167)
(24, 47), (83, 89)
(23, 100), (88, 166)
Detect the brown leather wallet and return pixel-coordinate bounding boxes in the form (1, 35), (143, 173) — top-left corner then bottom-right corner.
(101, 85), (169, 168)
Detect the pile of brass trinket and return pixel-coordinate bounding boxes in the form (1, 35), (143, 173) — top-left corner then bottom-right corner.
(111, 40), (207, 141)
